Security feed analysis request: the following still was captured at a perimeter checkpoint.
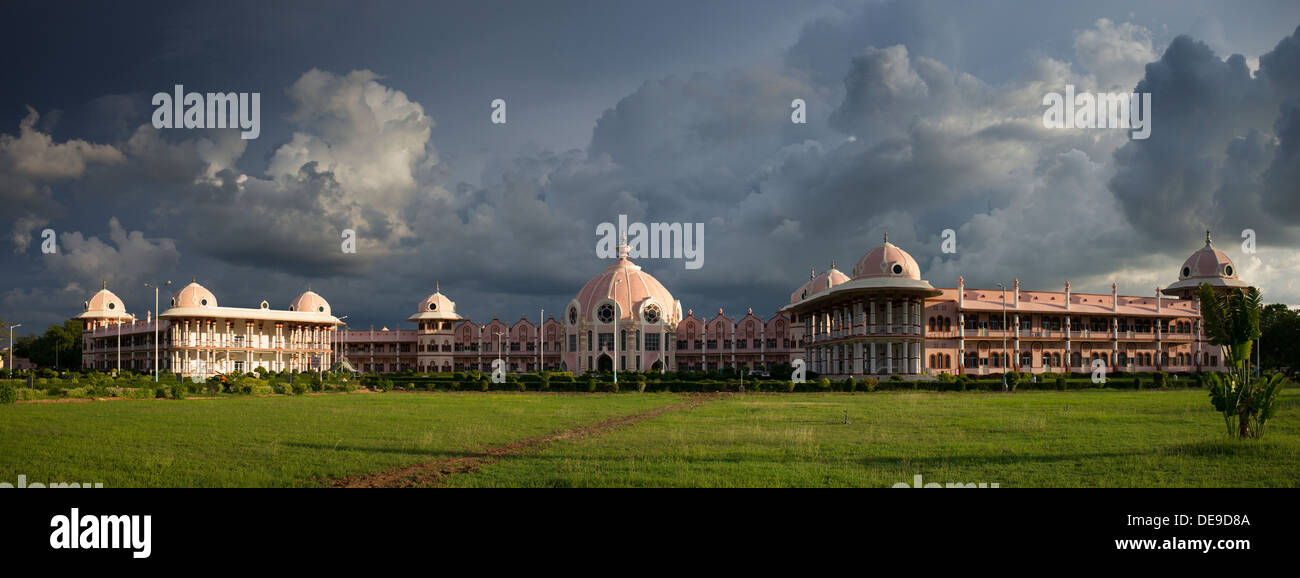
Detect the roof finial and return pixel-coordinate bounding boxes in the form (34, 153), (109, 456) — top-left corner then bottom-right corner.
(435, 281), (440, 293)
(809, 267), (815, 280)
(616, 230), (630, 260)
(883, 232), (889, 243)
(1205, 229), (1212, 246)
(830, 259), (836, 269)
(103, 279), (107, 290)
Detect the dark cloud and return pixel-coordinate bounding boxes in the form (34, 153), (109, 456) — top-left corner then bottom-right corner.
(1109, 28), (1300, 252)
(4, 3), (1300, 336)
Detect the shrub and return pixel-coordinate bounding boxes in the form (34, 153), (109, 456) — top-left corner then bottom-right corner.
(0, 382), (17, 405)
(155, 388), (168, 399)
(377, 379), (395, 392)
(603, 380), (619, 393)
(1005, 371), (1020, 391)
(1153, 372), (1168, 389)
(1134, 377), (1143, 390)
(516, 379), (527, 392)
(170, 382), (185, 400)
(291, 380), (308, 395)
(889, 374), (904, 382)
(1056, 376), (1066, 391)
(844, 377), (857, 393)
(586, 378), (598, 393)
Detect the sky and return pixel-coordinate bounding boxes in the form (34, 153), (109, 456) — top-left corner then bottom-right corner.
(2, 0), (1299, 336)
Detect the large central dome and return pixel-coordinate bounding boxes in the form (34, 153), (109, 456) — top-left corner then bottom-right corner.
(568, 243), (680, 327)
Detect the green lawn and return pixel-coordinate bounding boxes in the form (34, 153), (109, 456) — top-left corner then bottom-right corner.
(442, 388), (1300, 487)
(0, 392), (686, 487)
(2, 388), (1297, 487)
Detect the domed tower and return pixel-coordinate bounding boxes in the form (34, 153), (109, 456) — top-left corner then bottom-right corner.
(406, 283), (465, 373)
(789, 263), (850, 305)
(288, 290), (331, 315)
(783, 234), (941, 377)
(75, 281), (134, 330)
(1161, 231), (1251, 300)
(170, 280), (218, 309)
(564, 234), (681, 374)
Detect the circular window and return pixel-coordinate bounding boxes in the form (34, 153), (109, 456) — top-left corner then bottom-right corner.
(200, 298), (209, 307)
(170, 298), (176, 307)
(84, 301), (90, 311)
(1182, 266), (1190, 278)
(1224, 265), (1233, 277)
(289, 305), (295, 311)
(428, 301), (437, 311)
(260, 300), (269, 310)
(644, 304), (661, 324)
(108, 302), (116, 310)
(568, 306), (578, 324)
(318, 305), (325, 313)
(891, 263), (904, 275)
(597, 303), (615, 324)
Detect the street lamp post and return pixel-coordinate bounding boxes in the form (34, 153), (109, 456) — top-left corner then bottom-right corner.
(7, 323), (20, 375)
(335, 315), (349, 371)
(538, 308), (543, 373)
(144, 281), (171, 382)
(494, 331), (505, 376)
(997, 282), (1007, 391)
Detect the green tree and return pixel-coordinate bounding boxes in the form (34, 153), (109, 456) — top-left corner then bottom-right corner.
(1199, 284), (1284, 439)
(1259, 304), (1300, 373)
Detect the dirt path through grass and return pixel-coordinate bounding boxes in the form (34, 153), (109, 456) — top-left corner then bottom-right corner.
(330, 394), (720, 487)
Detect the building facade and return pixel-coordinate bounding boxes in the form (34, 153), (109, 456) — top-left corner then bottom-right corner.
(784, 232), (1242, 378)
(79, 232), (1243, 379)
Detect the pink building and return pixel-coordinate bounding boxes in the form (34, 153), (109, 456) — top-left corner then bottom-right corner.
(784, 232), (1243, 378)
(78, 232), (1242, 379)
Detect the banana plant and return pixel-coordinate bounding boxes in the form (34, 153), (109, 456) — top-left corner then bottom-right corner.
(1199, 283), (1284, 438)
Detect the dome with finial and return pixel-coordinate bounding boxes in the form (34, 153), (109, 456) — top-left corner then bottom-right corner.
(289, 289), (331, 315)
(408, 282), (463, 321)
(170, 279), (217, 308)
(852, 232), (921, 280)
(568, 232), (680, 327)
(76, 281), (133, 322)
(1163, 231), (1250, 298)
(790, 261), (850, 303)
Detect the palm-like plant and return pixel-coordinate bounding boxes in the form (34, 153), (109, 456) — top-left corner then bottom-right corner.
(1198, 283), (1283, 438)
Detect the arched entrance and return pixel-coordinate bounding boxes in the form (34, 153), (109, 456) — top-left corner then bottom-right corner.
(597, 354), (613, 372)
(651, 360), (664, 372)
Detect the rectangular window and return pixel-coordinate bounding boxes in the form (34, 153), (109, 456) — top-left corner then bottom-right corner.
(645, 334), (660, 351)
(598, 333), (614, 351)
(569, 334), (577, 353)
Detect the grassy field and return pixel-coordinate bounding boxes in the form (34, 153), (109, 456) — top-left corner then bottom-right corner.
(1, 388), (1297, 487)
(442, 388), (1300, 488)
(0, 392), (685, 487)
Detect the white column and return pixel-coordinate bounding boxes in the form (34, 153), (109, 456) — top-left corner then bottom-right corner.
(886, 341), (893, 374)
(869, 342), (877, 374)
